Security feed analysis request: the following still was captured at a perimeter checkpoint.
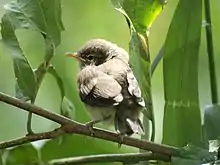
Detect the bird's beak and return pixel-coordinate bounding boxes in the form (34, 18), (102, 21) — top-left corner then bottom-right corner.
(65, 52), (86, 63)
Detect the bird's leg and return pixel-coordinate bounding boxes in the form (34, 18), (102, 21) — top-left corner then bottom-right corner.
(85, 119), (102, 136)
(117, 132), (125, 148)
(85, 115), (111, 136)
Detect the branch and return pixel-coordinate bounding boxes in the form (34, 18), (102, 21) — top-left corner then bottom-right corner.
(0, 92), (180, 158)
(0, 92), (73, 125)
(0, 128), (64, 149)
(48, 153), (170, 165)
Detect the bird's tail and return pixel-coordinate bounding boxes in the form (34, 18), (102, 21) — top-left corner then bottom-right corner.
(114, 115), (145, 136)
(126, 118), (144, 135)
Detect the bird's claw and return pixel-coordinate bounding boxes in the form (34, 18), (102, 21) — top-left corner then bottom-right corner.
(117, 132), (124, 148)
(85, 121), (95, 136)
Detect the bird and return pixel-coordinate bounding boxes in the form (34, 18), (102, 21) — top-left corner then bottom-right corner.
(66, 39), (145, 136)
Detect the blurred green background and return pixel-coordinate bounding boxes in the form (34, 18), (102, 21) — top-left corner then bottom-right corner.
(0, 0), (219, 158)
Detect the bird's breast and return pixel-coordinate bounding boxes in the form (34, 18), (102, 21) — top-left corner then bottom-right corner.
(85, 105), (116, 125)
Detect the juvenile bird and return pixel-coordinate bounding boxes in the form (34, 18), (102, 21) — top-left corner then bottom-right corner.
(66, 39), (145, 136)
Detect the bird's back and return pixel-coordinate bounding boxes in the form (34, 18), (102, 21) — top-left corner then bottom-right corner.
(97, 58), (145, 135)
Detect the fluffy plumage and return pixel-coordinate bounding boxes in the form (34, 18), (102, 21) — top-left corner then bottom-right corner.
(72, 39), (145, 135)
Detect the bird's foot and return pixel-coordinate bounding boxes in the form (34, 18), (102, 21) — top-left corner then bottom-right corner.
(117, 132), (125, 148)
(85, 116), (111, 136)
(85, 121), (96, 136)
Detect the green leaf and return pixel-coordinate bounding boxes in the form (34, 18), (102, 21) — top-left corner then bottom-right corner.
(129, 32), (151, 142)
(3, 0), (64, 45)
(111, 0), (166, 34)
(112, 0), (166, 143)
(34, 62), (47, 85)
(43, 36), (55, 67)
(3, 0), (47, 31)
(32, 0), (64, 93)
(47, 65), (75, 118)
(3, 0), (64, 67)
(129, 33), (150, 101)
(5, 144), (39, 165)
(15, 82), (30, 101)
(162, 0), (202, 146)
(1, 14), (37, 101)
(41, 0), (64, 46)
(1, 0), (64, 100)
(204, 104), (220, 140)
(40, 0), (64, 69)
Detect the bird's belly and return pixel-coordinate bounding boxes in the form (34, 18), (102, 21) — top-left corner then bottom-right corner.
(85, 105), (116, 125)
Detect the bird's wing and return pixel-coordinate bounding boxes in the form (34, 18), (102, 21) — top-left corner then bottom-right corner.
(127, 69), (145, 107)
(78, 67), (123, 107)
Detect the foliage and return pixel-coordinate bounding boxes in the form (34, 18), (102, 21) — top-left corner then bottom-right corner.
(112, 0), (166, 144)
(162, 0), (202, 146)
(0, 0), (219, 165)
(1, 0), (73, 124)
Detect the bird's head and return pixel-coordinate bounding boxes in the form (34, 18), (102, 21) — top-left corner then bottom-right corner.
(66, 39), (129, 67)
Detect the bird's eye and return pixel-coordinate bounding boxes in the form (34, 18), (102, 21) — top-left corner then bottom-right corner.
(87, 55), (93, 60)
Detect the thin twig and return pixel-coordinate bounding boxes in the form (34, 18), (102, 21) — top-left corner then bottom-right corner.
(49, 152), (170, 165)
(0, 128), (64, 149)
(0, 92), (180, 157)
(0, 92), (73, 125)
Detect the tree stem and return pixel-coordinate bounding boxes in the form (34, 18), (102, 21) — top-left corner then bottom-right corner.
(204, 0), (218, 104)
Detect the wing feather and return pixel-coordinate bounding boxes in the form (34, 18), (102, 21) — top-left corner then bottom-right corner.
(77, 66), (123, 107)
(127, 69), (145, 107)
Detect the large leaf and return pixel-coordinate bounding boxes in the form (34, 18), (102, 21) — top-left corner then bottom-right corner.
(112, 0), (166, 34)
(111, 0), (166, 142)
(162, 0), (202, 147)
(3, 0), (46, 31)
(3, 0), (64, 45)
(129, 31), (152, 141)
(1, 0), (64, 100)
(5, 144), (39, 165)
(41, 0), (64, 46)
(1, 14), (37, 101)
